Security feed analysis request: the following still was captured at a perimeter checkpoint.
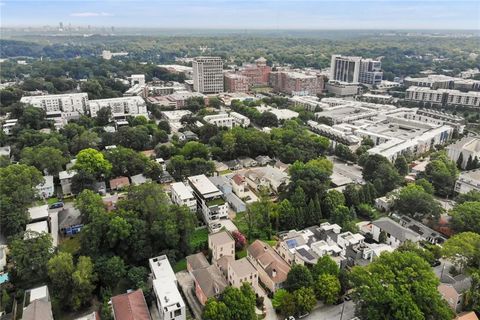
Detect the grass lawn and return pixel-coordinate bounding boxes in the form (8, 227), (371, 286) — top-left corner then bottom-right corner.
(219, 169), (232, 175)
(233, 212), (249, 236)
(265, 240), (277, 247)
(173, 258), (187, 272)
(47, 197), (60, 205)
(236, 249), (247, 259)
(190, 227), (209, 250)
(58, 237), (81, 255)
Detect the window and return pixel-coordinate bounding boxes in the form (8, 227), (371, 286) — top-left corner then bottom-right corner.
(174, 309), (182, 317)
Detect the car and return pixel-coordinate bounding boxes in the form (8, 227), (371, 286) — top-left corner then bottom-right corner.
(334, 297), (345, 305)
(285, 316), (295, 320)
(431, 260), (441, 267)
(344, 294), (352, 301)
(49, 202), (64, 209)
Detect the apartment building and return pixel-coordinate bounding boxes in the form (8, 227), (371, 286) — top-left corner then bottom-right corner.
(20, 93), (89, 119)
(406, 86), (480, 108)
(239, 57), (271, 86)
(203, 112), (250, 128)
(269, 70), (324, 95)
(446, 137), (480, 169)
(227, 258), (259, 291)
(89, 96), (148, 118)
(224, 73), (249, 93)
(192, 57), (224, 94)
(455, 170), (480, 195)
(404, 74), (480, 91)
(187, 174), (229, 223)
(170, 182), (197, 212)
(149, 255), (186, 320)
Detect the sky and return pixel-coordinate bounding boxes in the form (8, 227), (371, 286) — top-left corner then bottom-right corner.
(1, 0), (479, 30)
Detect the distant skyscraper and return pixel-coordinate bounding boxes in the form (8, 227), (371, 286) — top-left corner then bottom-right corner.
(59, 22), (63, 30)
(330, 55), (383, 85)
(192, 57), (224, 94)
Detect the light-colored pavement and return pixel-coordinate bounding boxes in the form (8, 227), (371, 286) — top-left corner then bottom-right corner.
(257, 286), (276, 320)
(176, 271), (203, 320)
(306, 300), (356, 320)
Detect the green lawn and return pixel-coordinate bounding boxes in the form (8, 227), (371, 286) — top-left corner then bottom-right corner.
(190, 228), (209, 251)
(173, 259), (187, 272)
(236, 249), (247, 259)
(47, 197), (60, 205)
(58, 237), (81, 255)
(219, 169), (233, 175)
(233, 212), (249, 236)
(265, 240), (277, 247)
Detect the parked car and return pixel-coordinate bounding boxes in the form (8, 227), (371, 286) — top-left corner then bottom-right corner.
(334, 297), (345, 305)
(431, 260), (441, 267)
(285, 317), (295, 320)
(49, 202), (64, 209)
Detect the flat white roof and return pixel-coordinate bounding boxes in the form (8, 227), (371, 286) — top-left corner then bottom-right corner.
(152, 278), (185, 308)
(187, 174), (222, 197)
(28, 205), (49, 221)
(27, 285), (49, 303)
(25, 221), (49, 235)
(149, 255), (176, 281)
(171, 182), (194, 200)
(59, 170), (76, 180)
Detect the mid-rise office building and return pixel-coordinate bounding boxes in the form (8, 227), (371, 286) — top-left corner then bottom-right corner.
(224, 73), (249, 93)
(192, 57), (224, 94)
(330, 55), (382, 85)
(269, 70), (324, 95)
(187, 174), (229, 223)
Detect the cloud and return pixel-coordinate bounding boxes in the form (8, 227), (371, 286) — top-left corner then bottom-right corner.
(70, 12), (113, 17)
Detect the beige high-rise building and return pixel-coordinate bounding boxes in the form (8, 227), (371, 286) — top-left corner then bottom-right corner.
(192, 56), (224, 94)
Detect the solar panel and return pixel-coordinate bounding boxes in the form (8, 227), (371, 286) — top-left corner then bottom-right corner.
(286, 239), (298, 249)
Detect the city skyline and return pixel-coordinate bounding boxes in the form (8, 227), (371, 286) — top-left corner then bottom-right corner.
(1, 0), (479, 30)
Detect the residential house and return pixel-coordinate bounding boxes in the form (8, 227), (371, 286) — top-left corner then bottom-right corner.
(274, 160), (289, 172)
(171, 182), (197, 212)
(398, 215), (446, 245)
(224, 159), (242, 170)
(179, 131), (198, 141)
(371, 217), (422, 248)
(111, 289), (151, 320)
(455, 312), (479, 320)
(59, 170), (76, 195)
(187, 252), (228, 306)
(26, 205), (58, 247)
(244, 166), (289, 193)
(109, 176), (130, 190)
(130, 173), (150, 186)
(255, 155), (273, 166)
(209, 231), (235, 262)
(231, 174), (247, 198)
(186, 252), (210, 273)
(238, 156), (257, 168)
(36, 175), (54, 199)
(187, 174), (229, 223)
(228, 258), (259, 292)
(22, 285), (54, 320)
(438, 274), (472, 313)
(209, 176), (232, 195)
(149, 255), (186, 320)
(247, 240), (291, 293)
(224, 192), (246, 213)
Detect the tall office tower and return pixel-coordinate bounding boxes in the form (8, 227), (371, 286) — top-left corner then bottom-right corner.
(192, 56), (224, 94)
(330, 55), (383, 85)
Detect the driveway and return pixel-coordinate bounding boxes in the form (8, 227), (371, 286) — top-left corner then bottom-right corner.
(306, 300), (356, 320)
(176, 271), (203, 320)
(257, 286), (276, 320)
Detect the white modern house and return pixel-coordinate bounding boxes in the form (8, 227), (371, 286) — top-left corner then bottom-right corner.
(149, 255), (186, 320)
(187, 174), (229, 223)
(170, 182), (197, 212)
(36, 175), (54, 198)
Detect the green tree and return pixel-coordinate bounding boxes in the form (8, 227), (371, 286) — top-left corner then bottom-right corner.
(314, 273), (341, 304)
(394, 155), (409, 176)
(73, 148), (112, 178)
(292, 287), (316, 316)
(127, 266), (148, 290)
(350, 251), (454, 320)
(285, 264), (313, 292)
(0, 163), (43, 207)
(322, 189), (346, 219)
(180, 141), (210, 160)
(272, 288), (289, 310)
(96, 107), (112, 126)
(457, 190), (480, 204)
(20, 146), (69, 176)
(442, 232), (480, 270)
(449, 201), (480, 234)
(393, 184), (444, 220)
(10, 231), (53, 282)
(288, 157), (333, 200)
(362, 154), (401, 195)
(415, 178), (435, 194)
(277, 199), (298, 230)
(456, 152), (464, 169)
(203, 299), (230, 320)
(71, 256), (96, 310)
(47, 252), (75, 305)
(312, 255), (339, 278)
(95, 256), (126, 288)
(422, 151), (458, 197)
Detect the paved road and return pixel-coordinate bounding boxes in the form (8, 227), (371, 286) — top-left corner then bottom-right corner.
(305, 300), (356, 320)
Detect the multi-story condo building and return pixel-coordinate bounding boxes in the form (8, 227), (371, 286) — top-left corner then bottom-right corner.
(88, 96), (148, 118)
(149, 255), (186, 320)
(192, 57), (224, 94)
(239, 57), (271, 86)
(170, 182), (197, 212)
(330, 55), (383, 85)
(446, 137), (480, 169)
(405, 86), (480, 108)
(203, 112), (250, 128)
(404, 75), (480, 91)
(187, 174), (229, 223)
(269, 70), (324, 95)
(455, 170), (480, 194)
(20, 93), (89, 119)
(224, 73), (250, 93)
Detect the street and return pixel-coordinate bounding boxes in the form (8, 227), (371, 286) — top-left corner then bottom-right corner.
(305, 301), (356, 320)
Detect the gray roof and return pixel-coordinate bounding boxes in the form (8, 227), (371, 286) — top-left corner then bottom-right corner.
(22, 299), (54, 320)
(186, 253), (210, 271)
(191, 265), (228, 298)
(372, 217), (420, 242)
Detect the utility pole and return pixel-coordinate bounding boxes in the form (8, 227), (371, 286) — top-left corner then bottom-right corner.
(340, 301), (346, 320)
